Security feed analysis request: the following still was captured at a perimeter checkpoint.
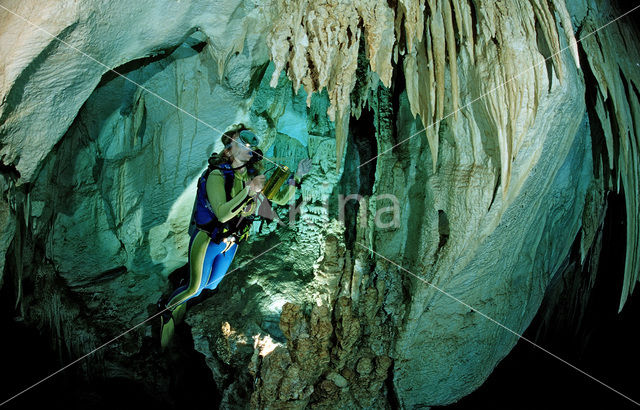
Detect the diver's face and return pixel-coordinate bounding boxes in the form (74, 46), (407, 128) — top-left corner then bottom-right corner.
(230, 135), (254, 163)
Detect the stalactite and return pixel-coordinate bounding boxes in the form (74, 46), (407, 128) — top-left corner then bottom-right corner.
(398, 0), (425, 54)
(267, 0), (394, 171)
(393, 7), (405, 61)
(442, 0), (458, 120)
(401, 0), (447, 173)
(398, 0), (568, 181)
(478, 56), (512, 194)
(403, 41), (430, 131)
(264, 0), (634, 237)
(335, 109), (351, 172)
(404, 37), (437, 171)
(399, 0), (477, 172)
(426, 17), (440, 173)
(429, 1), (446, 123)
(355, 1), (395, 88)
(580, 10), (640, 311)
(271, 0), (574, 179)
(550, 0), (580, 69)
(451, 0), (475, 65)
(529, 0), (564, 82)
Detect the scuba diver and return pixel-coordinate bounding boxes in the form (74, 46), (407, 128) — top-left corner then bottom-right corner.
(159, 124), (311, 348)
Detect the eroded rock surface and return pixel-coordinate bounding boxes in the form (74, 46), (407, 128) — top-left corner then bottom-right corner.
(1, 0), (639, 408)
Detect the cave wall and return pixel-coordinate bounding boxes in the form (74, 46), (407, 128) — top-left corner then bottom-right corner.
(0, 0), (266, 183)
(1, 0), (639, 408)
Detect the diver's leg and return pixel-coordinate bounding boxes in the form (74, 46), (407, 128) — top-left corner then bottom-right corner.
(161, 231), (217, 347)
(170, 300), (187, 326)
(205, 243), (238, 291)
(174, 240), (230, 324)
(166, 231), (212, 307)
(171, 229), (204, 322)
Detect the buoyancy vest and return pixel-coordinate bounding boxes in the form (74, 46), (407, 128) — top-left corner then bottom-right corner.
(189, 162), (256, 243)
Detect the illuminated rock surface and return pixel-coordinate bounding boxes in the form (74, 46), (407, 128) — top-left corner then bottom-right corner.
(0, 0), (638, 408)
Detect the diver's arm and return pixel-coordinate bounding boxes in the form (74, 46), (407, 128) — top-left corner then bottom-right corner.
(206, 170), (256, 223)
(270, 174), (300, 206)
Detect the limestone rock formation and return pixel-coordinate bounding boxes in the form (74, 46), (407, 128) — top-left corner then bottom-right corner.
(0, 0), (639, 408)
(576, 2), (640, 311)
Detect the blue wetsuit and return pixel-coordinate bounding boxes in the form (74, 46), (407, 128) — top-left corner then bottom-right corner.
(167, 230), (238, 305)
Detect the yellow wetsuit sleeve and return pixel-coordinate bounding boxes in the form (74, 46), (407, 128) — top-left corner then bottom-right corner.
(270, 175), (299, 206)
(206, 169), (253, 223)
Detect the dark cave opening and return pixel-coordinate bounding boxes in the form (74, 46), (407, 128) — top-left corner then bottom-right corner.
(0, 259), (220, 410)
(437, 190), (640, 409)
(333, 31), (380, 251)
(338, 106), (378, 251)
(437, 209), (450, 252)
(0, 293), (61, 409)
